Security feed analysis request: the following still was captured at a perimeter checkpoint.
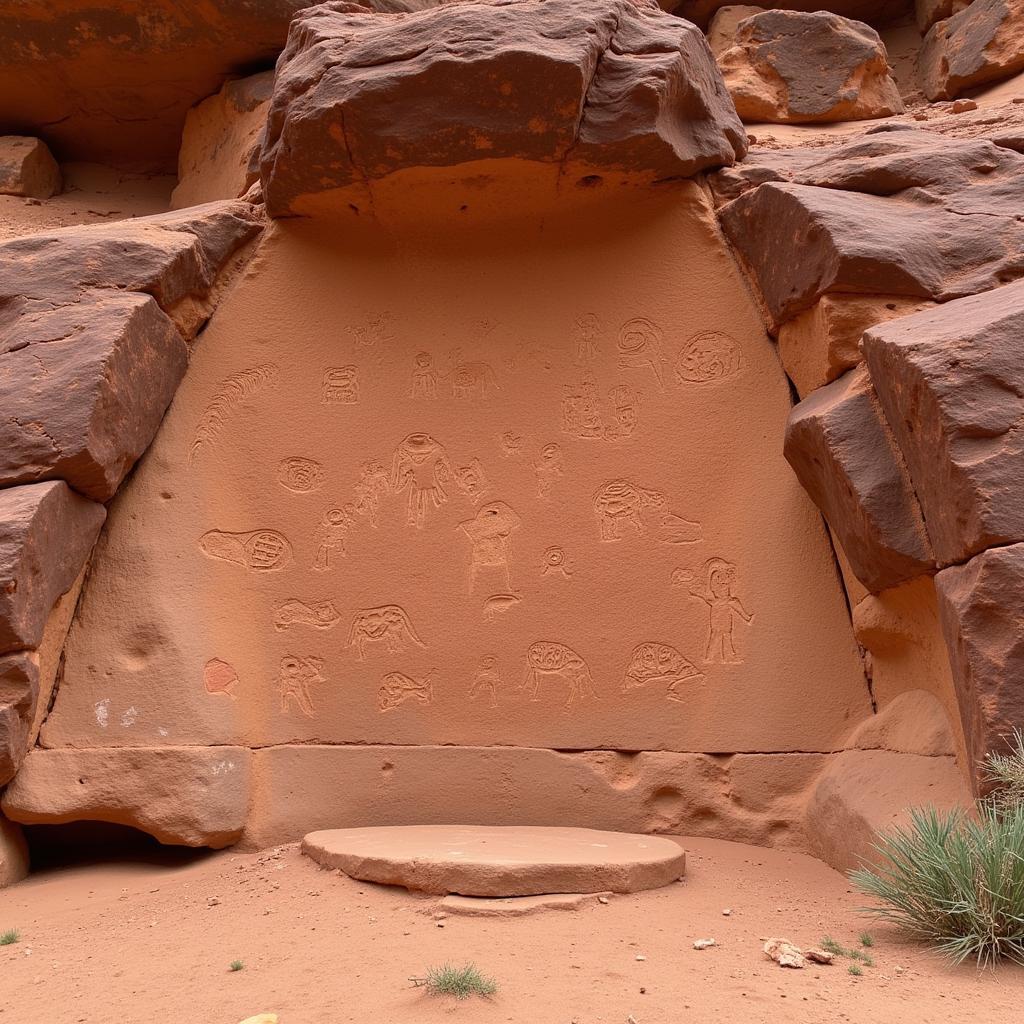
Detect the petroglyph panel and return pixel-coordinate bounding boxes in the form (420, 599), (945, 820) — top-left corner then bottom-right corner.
(45, 178), (869, 754)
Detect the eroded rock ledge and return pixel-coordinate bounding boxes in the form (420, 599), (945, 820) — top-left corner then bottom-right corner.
(260, 0), (747, 215)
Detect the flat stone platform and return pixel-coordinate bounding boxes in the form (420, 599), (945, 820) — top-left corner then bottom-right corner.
(301, 825), (686, 896)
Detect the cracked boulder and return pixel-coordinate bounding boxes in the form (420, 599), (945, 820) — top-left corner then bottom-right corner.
(861, 279), (1024, 567)
(784, 365), (935, 593)
(717, 130), (1024, 324)
(0, 654), (38, 785)
(0, 136), (61, 199)
(669, 1), (912, 27)
(2, 747), (252, 848)
(916, 0), (974, 34)
(919, 0), (1024, 101)
(260, 0), (746, 216)
(0, 482), (104, 654)
(716, 10), (903, 124)
(936, 543), (1024, 790)
(0, 201), (262, 500)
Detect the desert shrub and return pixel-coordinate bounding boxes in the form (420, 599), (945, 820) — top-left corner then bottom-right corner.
(851, 803), (1024, 966)
(982, 728), (1024, 815)
(229, 960), (245, 972)
(419, 963), (497, 999)
(0, 930), (18, 946)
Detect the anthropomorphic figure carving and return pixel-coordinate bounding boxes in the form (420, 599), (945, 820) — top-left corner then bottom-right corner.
(469, 655), (501, 708)
(459, 501), (522, 593)
(353, 461), (390, 527)
(313, 506), (355, 571)
(391, 432), (453, 528)
(573, 313), (601, 364)
(409, 351), (440, 399)
(278, 655), (325, 717)
(674, 558), (754, 664)
(534, 442), (564, 501)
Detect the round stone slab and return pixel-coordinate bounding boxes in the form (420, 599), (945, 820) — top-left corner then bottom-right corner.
(301, 825), (686, 897)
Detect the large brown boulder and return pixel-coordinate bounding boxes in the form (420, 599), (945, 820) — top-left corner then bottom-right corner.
(717, 130), (1024, 324)
(916, 0), (974, 34)
(919, 0), (1024, 101)
(260, 0), (746, 215)
(0, 136), (61, 199)
(717, 10), (903, 124)
(861, 279), (1024, 567)
(784, 366), (935, 593)
(935, 543), (1024, 791)
(0, 482), (105, 654)
(2, 746), (252, 848)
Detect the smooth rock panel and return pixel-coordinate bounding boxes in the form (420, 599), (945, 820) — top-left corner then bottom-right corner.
(861, 279), (1024, 566)
(0, 482), (104, 653)
(935, 542), (1024, 790)
(1, 746), (251, 848)
(260, 0), (745, 215)
(717, 10), (903, 123)
(0, 136), (61, 199)
(920, 0), (1024, 100)
(784, 366), (935, 593)
(0, 811), (28, 889)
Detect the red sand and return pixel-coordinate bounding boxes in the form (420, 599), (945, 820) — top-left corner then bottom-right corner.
(1, 836), (1021, 1024)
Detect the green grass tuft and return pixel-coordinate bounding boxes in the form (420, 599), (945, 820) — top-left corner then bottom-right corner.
(0, 930), (19, 946)
(851, 803), (1024, 966)
(982, 729), (1024, 815)
(821, 935), (843, 956)
(229, 960), (244, 973)
(859, 932), (874, 948)
(848, 964), (864, 977)
(421, 963), (497, 1000)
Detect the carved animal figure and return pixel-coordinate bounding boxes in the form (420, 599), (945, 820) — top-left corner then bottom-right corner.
(348, 605), (426, 661)
(621, 642), (703, 702)
(521, 641), (598, 708)
(378, 669), (435, 712)
(592, 479), (663, 541)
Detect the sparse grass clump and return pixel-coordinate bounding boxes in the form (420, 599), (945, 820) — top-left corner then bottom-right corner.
(229, 960), (245, 973)
(859, 932), (874, 948)
(982, 729), (1024, 815)
(821, 934), (875, 965)
(848, 964), (863, 977)
(852, 803), (1024, 966)
(0, 930), (19, 946)
(417, 963), (497, 1000)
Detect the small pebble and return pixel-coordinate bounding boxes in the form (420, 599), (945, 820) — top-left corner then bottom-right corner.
(635, 955), (647, 961)
(693, 939), (716, 950)
(951, 98), (978, 113)
(722, 908), (732, 916)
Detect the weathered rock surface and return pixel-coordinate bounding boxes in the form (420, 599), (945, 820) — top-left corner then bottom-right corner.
(0, 136), (61, 199)
(707, 5), (764, 56)
(439, 891), (609, 916)
(260, 0), (746, 215)
(670, 1), (912, 27)
(935, 543), (1024, 790)
(916, 0), (974, 34)
(2, 747), (251, 848)
(847, 689), (956, 756)
(0, 295), (187, 502)
(784, 366), (934, 593)
(171, 72), (274, 211)
(302, 825), (686, 895)
(861, 278), (1024, 566)
(0, 482), (105, 654)
(805, 748), (970, 872)
(0, 654), (38, 785)
(717, 130), (1024, 324)
(777, 294), (933, 397)
(919, 0), (1024, 100)
(0, 812), (28, 889)
(717, 11), (903, 124)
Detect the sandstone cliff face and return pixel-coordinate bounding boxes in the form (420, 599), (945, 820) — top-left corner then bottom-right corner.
(4, 0), (1024, 879)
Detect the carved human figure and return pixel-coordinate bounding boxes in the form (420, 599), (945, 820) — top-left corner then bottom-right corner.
(561, 376), (604, 438)
(313, 507), (354, 571)
(454, 458), (489, 505)
(469, 654), (501, 708)
(459, 501), (522, 593)
(391, 433), (453, 529)
(675, 559), (754, 664)
(353, 461), (391, 527)
(573, 313), (601, 364)
(500, 431), (524, 458)
(278, 655), (324, 718)
(409, 351), (440, 399)
(534, 443), (564, 501)
(604, 384), (640, 440)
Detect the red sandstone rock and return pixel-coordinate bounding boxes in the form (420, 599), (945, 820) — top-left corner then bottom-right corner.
(0, 654), (38, 786)
(0, 136), (61, 199)
(935, 543), (1024, 791)
(0, 482), (105, 654)
(861, 279), (1024, 566)
(671, 1), (911, 27)
(171, 72), (275, 210)
(260, 0), (746, 215)
(0, 703), (29, 787)
(301, 825), (686, 895)
(0, 293), (188, 502)
(919, 0), (1024, 101)
(717, 10), (903, 124)
(917, 0), (974, 34)
(0, 812), (28, 889)
(784, 366), (934, 593)
(707, 6), (765, 56)
(1, 746), (252, 848)
(718, 129), (1024, 324)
